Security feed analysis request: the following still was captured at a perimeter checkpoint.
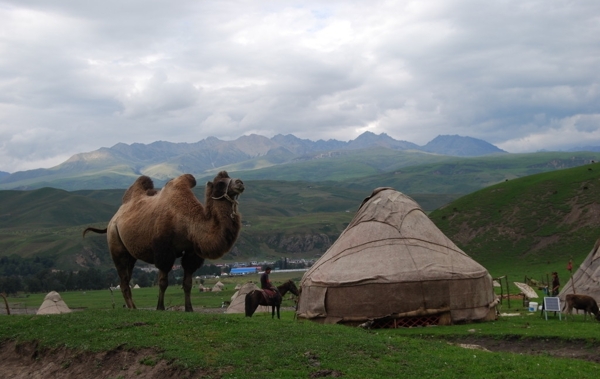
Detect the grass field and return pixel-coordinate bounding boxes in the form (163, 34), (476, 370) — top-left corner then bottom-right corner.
(2, 270), (600, 378)
(1, 299), (598, 378)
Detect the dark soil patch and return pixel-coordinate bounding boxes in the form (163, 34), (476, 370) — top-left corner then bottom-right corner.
(0, 340), (226, 379)
(443, 335), (600, 363)
(2, 335), (599, 378)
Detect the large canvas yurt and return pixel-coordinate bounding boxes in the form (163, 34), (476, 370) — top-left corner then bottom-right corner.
(296, 188), (497, 327)
(558, 238), (600, 302)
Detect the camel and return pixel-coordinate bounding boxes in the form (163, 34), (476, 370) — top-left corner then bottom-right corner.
(83, 171), (244, 312)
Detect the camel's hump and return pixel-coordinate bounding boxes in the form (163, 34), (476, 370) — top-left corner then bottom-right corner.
(122, 176), (157, 203)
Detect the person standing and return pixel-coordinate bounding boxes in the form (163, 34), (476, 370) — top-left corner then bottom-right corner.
(551, 272), (560, 296)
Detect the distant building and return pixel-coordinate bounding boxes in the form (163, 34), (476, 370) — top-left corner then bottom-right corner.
(229, 267), (261, 275)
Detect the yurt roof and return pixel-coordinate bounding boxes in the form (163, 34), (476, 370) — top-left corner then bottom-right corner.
(302, 188), (491, 287)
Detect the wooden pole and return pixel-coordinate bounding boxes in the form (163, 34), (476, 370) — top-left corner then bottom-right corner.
(0, 292), (10, 315)
(505, 275), (510, 309)
(495, 276), (504, 305)
(568, 258), (575, 294)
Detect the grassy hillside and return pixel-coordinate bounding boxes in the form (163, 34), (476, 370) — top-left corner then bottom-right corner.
(344, 151), (600, 194)
(0, 182), (337, 269)
(3, 153), (600, 272)
(430, 162), (600, 281)
(0, 176), (462, 270)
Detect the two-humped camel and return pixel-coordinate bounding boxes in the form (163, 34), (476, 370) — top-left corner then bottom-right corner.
(83, 171), (244, 312)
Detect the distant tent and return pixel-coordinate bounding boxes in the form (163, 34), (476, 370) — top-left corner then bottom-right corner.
(559, 238), (600, 303)
(212, 281), (225, 292)
(225, 282), (270, 314)
(37, 291), (72, 315)
(296, 188), (497, 326)
(133, 284), (141, 289)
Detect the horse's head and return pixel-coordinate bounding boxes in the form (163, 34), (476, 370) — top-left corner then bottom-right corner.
(286, 280), (300, 296)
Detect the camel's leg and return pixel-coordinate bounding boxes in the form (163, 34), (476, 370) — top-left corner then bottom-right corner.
(156, 269), (170, 311)
(110, 249), (137, 309)
(181, 253), (205, 312)
(153, 245), (177, 311)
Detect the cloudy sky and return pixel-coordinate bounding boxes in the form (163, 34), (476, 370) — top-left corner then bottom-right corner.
(1, 1), (599, 172)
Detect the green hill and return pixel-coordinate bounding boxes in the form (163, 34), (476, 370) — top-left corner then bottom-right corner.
(430, 162), (600, 280)
(3, 156), (600, 275)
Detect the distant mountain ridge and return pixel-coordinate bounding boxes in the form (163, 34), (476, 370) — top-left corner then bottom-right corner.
(0, 132), (506, 190)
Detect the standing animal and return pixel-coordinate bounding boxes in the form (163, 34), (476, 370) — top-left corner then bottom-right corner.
(563, 294), (600, 321)
(245, 280), (299, 319)
(83, 171), (244, 312)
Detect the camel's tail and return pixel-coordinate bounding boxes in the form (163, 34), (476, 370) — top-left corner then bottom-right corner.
(83, 227), (107, 238)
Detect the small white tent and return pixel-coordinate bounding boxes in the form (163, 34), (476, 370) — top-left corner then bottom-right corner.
(212, 281), (225, 292)
(37, 291), (72, 315)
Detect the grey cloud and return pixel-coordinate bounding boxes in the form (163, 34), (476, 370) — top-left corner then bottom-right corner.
(0, 0), (599, 171)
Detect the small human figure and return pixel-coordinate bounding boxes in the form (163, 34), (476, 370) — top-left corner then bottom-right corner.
(260, 266), (278, 299)
(551, 271), (560, 296)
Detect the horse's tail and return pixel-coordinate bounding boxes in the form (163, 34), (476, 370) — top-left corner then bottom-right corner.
(245, 291), (255, 317)
(83, 227), (107, 238)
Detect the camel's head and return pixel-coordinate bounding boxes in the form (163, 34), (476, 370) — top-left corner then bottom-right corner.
(208, 171), (245, 201)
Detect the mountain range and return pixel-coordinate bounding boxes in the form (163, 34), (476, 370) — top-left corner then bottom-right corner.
(0, 133), (505, 190)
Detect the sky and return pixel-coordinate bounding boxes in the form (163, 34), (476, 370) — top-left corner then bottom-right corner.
(1, 1), (599, 173)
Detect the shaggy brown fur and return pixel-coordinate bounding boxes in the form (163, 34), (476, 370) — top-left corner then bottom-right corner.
(83, 171), (244, 312)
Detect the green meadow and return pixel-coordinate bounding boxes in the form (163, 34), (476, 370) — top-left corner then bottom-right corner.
(2, 273), (600, 378)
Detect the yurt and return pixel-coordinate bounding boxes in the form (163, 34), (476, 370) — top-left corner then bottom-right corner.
(225, 282), (270, 314)
(558, 238), (600, 302)
(37, 291), (72, 315)
(296, 188), (497, 327)
(212, 281), (225, 292)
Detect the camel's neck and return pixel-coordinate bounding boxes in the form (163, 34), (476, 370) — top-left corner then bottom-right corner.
(189, 196), (241, 260)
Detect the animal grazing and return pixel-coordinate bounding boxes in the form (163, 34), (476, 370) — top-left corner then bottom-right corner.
(83, 171), (244, 312)
(245, 280), (300, 319)
(563, 294), (600, 321)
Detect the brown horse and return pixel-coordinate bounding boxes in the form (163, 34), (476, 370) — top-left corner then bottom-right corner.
(245, 280), (299, 319)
